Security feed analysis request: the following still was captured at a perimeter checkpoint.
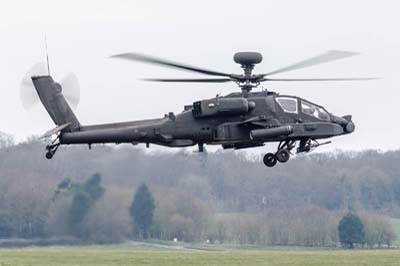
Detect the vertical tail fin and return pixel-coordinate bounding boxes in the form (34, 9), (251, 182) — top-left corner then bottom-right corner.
(32, 76), (80, 132)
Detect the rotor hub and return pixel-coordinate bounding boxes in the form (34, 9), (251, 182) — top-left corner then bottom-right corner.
(234, 52), (262, 76)
(233, 52), (263, 66)
(232, 52), (264, 92)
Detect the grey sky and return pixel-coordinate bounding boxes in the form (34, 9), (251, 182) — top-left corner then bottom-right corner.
(1, 0), (399, 151)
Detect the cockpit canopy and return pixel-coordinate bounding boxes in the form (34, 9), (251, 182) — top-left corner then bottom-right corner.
(275, 96), (330, 121)
(276, 97), (298, 114)
(301, 100), (330, 121)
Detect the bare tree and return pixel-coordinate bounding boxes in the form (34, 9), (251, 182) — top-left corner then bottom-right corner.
(360, 212), (397, 248)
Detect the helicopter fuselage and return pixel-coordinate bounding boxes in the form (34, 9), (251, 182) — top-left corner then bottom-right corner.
(60, 90), (354, 152)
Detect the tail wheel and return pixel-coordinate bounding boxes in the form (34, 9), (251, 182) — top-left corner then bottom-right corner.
(263, 153), (277, 167)
(45, 151), (54, 160)
(276, 149), (290, 163)
(45, 142), (60, 160)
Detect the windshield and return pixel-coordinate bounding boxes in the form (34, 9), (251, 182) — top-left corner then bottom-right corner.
(276, 97), (298, 113)
(301, 100), (330, 121)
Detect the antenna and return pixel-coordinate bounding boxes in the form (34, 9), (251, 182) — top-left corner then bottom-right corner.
(45, 35), (50, 75)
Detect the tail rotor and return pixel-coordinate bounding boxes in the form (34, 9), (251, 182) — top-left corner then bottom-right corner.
(20, 63), (81, 111)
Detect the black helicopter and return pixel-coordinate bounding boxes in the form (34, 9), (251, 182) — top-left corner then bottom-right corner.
(22, 50), (375, 167)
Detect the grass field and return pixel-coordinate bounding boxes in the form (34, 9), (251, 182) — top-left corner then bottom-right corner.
(1, 247), (400, 266)
(5, 217), (400, 266)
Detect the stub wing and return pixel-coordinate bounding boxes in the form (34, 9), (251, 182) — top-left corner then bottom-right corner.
(238, 115), (270, 127)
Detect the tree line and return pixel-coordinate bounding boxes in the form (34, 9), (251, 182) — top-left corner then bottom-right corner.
(0, 132), (398, 247)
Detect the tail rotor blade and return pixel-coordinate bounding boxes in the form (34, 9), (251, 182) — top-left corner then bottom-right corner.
(20, 62), (48, 110)
(61, 73), (80, 110)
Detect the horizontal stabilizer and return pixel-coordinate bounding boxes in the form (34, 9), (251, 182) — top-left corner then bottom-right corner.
(41, 123), (71, 139)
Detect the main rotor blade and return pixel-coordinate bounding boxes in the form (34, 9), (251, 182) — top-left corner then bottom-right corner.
(261, 77), (380, 82)
(263, 50), (359, 77)
(110, 53), (232, 77)
(142, 78), (232, 83)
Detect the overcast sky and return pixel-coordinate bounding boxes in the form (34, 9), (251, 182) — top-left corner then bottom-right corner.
(0, 0), (399, 151)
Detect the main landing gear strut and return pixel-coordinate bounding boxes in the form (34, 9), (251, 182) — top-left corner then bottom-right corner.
(263, 140), (295, 167)
(263, 139), (331, 167)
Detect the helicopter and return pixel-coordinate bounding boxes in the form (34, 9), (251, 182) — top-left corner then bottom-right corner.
(22, 50), (375, 167)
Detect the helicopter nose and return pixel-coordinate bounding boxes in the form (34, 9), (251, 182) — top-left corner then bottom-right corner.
(341, 115), (355, 133)
(331, 115), (355, 133)
(344, 121), (355, 133)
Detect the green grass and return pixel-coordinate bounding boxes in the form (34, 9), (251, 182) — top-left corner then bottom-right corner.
(1, 247), (400, 266)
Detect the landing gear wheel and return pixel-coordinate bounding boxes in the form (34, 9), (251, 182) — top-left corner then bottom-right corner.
(263, 153), (277, 167)
(276, 149), (290, 163)
(45, 151), (54, 160)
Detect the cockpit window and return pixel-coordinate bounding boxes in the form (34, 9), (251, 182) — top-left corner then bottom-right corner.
(276, 97), (298, 113)
(301, 100), (330, 121)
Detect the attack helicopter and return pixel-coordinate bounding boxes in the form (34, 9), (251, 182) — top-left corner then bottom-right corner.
(22, 50), (375, 167)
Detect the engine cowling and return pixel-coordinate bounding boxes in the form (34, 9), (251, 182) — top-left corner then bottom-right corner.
(192, 98), (255, 118)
